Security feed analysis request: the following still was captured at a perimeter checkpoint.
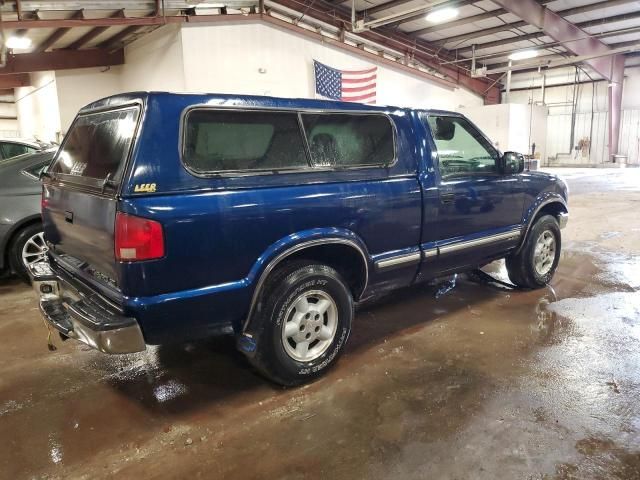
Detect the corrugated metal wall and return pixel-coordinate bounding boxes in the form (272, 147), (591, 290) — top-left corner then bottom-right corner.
(509, 67), (640, 167)
(620, 109), (640, 165)
(546, 110), (610, 165)
(546, 109), (640, 166)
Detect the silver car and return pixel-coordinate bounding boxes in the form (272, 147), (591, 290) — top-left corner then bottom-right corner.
(0, 139), (49, 162)
(0, 150), (55, 281)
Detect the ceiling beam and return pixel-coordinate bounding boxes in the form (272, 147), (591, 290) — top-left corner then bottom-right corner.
(97, 24), (146, 49)
(384, 0), (477, 29)
(410, 0), (555, 37)
(359, 0), (416, 16)
(457, 12), (640, 54)
(35, 9), (84, 52)
(483, 43), (639, 75)
(430, 0), (637, 46)
(65, 9), (126, 50)
(270, 0), (501, 103)
(97, 10), (160, 49)
(15, 0), (24, 20)
(0, 15), (176, 29)
(0, 49), (124, 74)
(0, 73), (31, 88)
(490, 0), (623, 79)
(484, 39), (640, 69)
(456, 10), (640, 54)
(491, 0), (626, 158)
(262, 13), (458, 89)
(410, 10), (502, 37)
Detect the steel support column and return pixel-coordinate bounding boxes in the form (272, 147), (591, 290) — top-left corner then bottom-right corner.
(608, 54), (625, 157)
(491, 0), (627, 158)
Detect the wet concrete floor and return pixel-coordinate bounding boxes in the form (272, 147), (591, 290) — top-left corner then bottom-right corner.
(1, 168), (639, 479)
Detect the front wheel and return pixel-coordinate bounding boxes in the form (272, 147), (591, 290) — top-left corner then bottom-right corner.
(506, 215), (561, 289)
(246, 262), (353, 386)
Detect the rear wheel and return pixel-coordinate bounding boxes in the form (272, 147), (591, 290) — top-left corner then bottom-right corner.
(246, 261), (353, 386)
(9, 223), (46, 282)
(506, 215), (561, 289)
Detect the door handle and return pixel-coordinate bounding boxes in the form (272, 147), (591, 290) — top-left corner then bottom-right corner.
(441, 193), (456, 204)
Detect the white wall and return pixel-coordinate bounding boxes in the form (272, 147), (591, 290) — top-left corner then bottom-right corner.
(120, 24), (185, 93)
(0, 90), (19, 137)
(17, 21), (483, 141)
(461, 104), (511, 151)
(54, 25), (186, 132)
(14, 71), (61, 142)
(461, 103), (548, 161)
(56, 66), (123, 131)
(179, 21), (483, 110)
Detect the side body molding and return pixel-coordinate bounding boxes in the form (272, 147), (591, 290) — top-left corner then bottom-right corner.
(242, 231), (370, 332)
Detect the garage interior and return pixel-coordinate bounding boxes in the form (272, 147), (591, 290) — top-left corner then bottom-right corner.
(1, 0), (640, 478)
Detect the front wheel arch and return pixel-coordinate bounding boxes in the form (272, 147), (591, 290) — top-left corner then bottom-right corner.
(516, 198), (567, 254)
(507, 214), (561, 289)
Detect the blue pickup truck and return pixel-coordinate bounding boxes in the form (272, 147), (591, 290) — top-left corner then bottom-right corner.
(31, 92), (568, 385)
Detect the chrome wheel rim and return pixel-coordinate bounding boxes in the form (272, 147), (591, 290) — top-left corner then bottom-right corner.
(21, 232), (47, 269)
(281, 290), (338, 362)
(534, 230), (556, 276)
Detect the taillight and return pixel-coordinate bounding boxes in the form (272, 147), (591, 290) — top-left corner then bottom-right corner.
(41, 187), (49, 211)
(115, 212), (164, 261)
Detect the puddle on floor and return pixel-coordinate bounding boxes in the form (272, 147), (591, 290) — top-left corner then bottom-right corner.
(0, 246), (639, 479)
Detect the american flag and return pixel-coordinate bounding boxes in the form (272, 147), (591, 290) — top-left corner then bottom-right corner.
(313, 60), (377, 104)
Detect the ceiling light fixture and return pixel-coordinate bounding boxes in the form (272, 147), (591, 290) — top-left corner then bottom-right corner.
(5, 35), (32, 50)
(425, 7), (459, 23)
(508, 50), (539, 61)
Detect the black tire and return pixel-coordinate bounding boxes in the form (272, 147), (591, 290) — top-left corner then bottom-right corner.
(246, 261), (353, 386)
(8, 223), (45, 283)
(506, 215), (561, 289)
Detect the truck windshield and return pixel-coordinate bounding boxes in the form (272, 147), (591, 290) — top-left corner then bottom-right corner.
(49, 105), (140, 185)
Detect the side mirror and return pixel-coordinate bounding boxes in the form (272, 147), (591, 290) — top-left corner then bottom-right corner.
(500, 151), (525, 174)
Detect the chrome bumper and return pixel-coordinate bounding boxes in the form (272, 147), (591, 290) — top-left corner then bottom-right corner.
(558, 212), (569, 229)
(29, 261), (146, 354)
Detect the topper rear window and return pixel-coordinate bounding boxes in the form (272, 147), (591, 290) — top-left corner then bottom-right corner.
(49, 105), (140, 185)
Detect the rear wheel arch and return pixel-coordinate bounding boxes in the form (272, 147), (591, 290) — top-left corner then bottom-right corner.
(243, 238), (369, 333)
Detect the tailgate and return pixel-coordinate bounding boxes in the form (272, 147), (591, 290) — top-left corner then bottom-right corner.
(42, 104), (141, 291)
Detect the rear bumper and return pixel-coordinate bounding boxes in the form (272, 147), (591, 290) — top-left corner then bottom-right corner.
(29, 261), (146, 354)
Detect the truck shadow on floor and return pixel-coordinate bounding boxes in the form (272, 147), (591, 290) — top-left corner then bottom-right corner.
(103, 272), (563, 416)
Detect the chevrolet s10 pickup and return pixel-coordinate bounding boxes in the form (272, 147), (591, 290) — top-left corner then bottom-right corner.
(30, 93), (568, 385)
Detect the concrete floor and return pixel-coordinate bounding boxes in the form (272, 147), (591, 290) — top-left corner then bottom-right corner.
(1, 168), (639, 480)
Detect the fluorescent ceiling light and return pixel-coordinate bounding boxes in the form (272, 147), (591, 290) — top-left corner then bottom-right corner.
(5, 35), (32, 50)
(425, 7), (459, 23)
(508, 50), (539, 61)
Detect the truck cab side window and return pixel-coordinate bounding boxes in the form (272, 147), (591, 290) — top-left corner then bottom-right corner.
(427, 115), (498, 177)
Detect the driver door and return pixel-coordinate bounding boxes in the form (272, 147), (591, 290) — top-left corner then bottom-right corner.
(421, 113), (524, 273)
